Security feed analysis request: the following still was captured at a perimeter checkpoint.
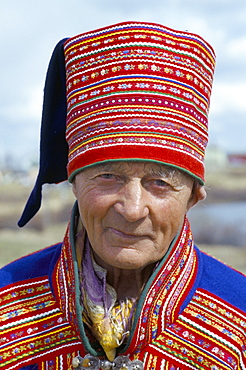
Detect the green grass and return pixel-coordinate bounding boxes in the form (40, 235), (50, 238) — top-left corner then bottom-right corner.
(0, 224), (67, 267)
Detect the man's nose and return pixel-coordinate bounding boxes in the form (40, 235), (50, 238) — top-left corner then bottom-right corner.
(113, 180), (149, 222)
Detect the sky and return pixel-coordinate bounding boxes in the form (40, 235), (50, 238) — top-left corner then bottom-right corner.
(1, 0), (246, 168)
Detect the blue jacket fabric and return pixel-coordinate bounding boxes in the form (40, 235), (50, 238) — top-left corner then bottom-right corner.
(0, 212), (245, 370)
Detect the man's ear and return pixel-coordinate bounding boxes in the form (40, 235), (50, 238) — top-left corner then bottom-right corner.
(72, 179), (77, 198)
(187, 183), (206, 211)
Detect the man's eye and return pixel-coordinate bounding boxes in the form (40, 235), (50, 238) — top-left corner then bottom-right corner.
(154, 179), (168, 187)
(100, 173), (115, 179)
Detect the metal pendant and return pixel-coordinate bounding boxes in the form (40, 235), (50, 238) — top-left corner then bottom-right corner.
(72, 354), (144, 370)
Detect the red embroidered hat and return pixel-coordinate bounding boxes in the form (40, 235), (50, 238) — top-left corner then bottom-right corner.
(64, 21), (215, 183)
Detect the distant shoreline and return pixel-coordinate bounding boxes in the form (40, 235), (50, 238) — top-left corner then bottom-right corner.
(205, 188), (246, 204)
(204, 166), (246, 204)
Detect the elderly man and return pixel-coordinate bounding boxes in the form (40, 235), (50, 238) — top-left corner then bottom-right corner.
(0, 22), (245, 370)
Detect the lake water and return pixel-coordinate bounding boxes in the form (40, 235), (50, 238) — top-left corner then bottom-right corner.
(188, 201), (246, 247)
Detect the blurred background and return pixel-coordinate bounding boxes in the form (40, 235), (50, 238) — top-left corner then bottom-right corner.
(1, 0), (246, 272)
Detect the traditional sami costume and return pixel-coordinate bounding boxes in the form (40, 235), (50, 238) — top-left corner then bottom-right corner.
(1, 204), (246, 369)
(1, 21), (245, 370)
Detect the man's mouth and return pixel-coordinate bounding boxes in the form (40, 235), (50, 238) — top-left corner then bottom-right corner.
(107, 227), (152, 240)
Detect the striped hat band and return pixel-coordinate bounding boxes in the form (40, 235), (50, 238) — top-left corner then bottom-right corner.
(64, 21), (216, 183)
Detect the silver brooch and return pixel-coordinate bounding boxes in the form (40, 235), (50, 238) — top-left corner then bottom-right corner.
(72, 354), (144, 370)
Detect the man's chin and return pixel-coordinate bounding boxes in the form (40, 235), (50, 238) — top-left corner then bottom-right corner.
(94, 246), (158, 271)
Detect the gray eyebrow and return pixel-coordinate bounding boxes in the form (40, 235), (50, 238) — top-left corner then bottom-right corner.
(146, 165), (179, 179)
(91, 161), (185, 181)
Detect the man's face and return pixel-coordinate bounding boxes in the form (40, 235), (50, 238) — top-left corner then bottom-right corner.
(73, 161), (199, 271)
